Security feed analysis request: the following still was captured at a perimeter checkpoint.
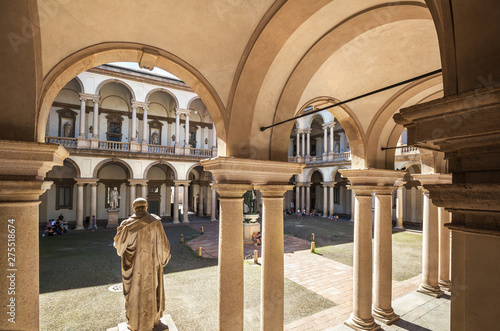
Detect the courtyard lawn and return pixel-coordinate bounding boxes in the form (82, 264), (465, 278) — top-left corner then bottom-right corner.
(284, 216), (422, 281)
(39, 224), (334, 331)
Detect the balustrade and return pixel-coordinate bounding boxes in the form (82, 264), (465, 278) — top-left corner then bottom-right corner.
(45, 136), (78, 148)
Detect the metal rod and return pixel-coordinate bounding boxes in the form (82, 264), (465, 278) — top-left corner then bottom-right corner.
(381, 145), (409, 151)
(260, 69), (442, 132)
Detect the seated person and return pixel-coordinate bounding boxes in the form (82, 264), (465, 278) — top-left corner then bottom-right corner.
(252, 231), (262, 246)
(53, 220), (67, 235)
(42, 225), (55, 236)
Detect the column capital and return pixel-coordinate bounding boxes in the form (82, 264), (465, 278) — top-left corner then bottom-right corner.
(131, 100), (149, 108)
(75, 178), (99, 185)
(339, 169), (404, 187)
(413, 173), (452, 187)
(173, 179), (191, 186)
(201, 156), (305, 186)
(175, 108), (191, 115)
(79, 93), (100, 102)
(213, 183), (252, 198)
(128, 179), (148, 185)
(255, 184), (294, 197)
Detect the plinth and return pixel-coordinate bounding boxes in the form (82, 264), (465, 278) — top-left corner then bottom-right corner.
(107, 314), (177, 331)
(243, 214), (260, 244)
(106, 209), (119, 228)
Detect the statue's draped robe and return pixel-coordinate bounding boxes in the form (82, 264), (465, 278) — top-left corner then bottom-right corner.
(114, 212), (171, 331)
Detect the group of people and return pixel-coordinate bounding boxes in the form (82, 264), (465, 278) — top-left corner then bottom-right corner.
(42, 214), (67, 236)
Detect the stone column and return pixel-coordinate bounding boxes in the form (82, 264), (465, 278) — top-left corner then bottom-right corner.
(129, 183), (136, 215)
(92, 99), (99, 139)
(79, 97), (86, 138)
(329, 183), (334, 216)
(373, 187), (400, 324)
(142, 106), (149, 143)
(75, 182), (85, 230)
(306, 129), (311, 157)
(182, 182), (191, 223)
(411, 186), (417, 222)
(173, 184), (180, 223)
(305, 183), (311, 214)
(255, 185), (293, 331)
(301, 131), (305, 158)
(198, 183), (204, 216)
(346, 187), (379, 330)
(350, 189), (355, 222)
(0, 141), (67, 331)
(295, 184), (300, 212)
(323, 125), (328, 156)
(211, 185), (217, 221)
(90, 182), (97, 223)
(175, 111), (180, 147)
(329, 123), (334, 155)
(340, 132), (345, 153)
(396, 185), (404, 229)
(413, 176), (443, 298)
(131, 104), (137, 142)
(184, 113), (190, 147)
(141, 183), (148, 199)
(296, 130), (300, 157)
(438, 208), (451, 289)
(323, 183), (328, 217)
(300, 185), (305, 211)
(212, 184), (252, 331)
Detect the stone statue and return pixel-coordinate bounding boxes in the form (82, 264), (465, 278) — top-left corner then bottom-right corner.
(64, 121), (72, 137)
(109, 187), (120, 210)
(151, 131), (159, 145)
(243, 189), (257, 214)
(113, 198), (171, 331)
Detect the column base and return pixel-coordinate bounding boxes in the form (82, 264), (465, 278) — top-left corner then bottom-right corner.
(90, 138), (99, 149)
(74, 225), (85, 230)
(173, 219), (180, 224)
(184, 147), (191, 155)
(345, 314), (381, 331)
(438, 279), (451, 291)
(211, 217), (217, 221)
(372, 307), (400, 325)
(182, 219), (190, 223)
(417, 283), (444, 298)
(141, 143), (149, 153)
(394, 225), (405, 230)
(130, 141), (140, 152)
(76, 137), (90, 149)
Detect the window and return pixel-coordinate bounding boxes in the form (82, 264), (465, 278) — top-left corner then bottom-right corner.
(56, 185), (73, 209)
(106, 114), (123, 141)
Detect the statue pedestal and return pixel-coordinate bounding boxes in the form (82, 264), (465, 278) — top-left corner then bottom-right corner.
(243, 214), (260, 245)
(108, 314), (178, 331)
(106, 209), (119, 228)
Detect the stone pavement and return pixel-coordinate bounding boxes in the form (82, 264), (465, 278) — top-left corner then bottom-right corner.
(181, 219), (447, 330)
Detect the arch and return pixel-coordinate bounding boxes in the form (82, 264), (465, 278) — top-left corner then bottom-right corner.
(143, 161), (178, 180)
(295, 97), (366, 169)
(306, 168), (325, 183)
(37, 43), (227, 144)
(95, 78), (136, 101)
(186, 96), (202, 110)
(145, 88), (179, 108)
(331, 166), (351, 182)
(92, 158), (134, 179)
(307, 113), (326, 130)
(71, 76), (84, 93)
(65, 157), (81, 178)
(185, 163), (202, 180)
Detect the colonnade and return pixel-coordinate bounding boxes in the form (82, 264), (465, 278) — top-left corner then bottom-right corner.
(74, 93), (215, 151)
(295, 181), (349, 217)
(294, 120), (349, 160)
(339, 169), (452, 329)
(69, 177), (218, 229)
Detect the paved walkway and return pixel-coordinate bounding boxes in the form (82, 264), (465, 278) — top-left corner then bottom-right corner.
(183, 219), (447, 330)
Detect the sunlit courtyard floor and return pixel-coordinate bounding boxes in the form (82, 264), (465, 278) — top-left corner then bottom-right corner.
(39, 215), (432, 330)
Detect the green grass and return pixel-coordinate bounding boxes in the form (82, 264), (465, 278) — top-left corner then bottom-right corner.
(284, 216), (423, 281)
(39, 224), (335, 330)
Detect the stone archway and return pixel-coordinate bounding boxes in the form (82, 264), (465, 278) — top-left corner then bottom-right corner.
(37, 44), (228, 145)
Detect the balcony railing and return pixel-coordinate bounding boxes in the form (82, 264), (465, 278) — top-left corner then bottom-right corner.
(190, 148), (213, 157)
(45, 136), (213, 158)
(396, 145), (419, 155)
(45, 136), (78, 148)
(98, 140), (130, 151)
(288, 152), (351, 164)
(148, 145), (175, 154)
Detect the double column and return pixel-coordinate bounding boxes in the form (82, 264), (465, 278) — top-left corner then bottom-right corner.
(201, 157), (304, 331)
(0, 141), (68, 331)
(339, 169), (403, 329)
(413, 173), (451, 297)
(198, 181), (205, 216)
(174, 180), (191, 223)
(322, 122), (335, 159)
(74, 178), (99, 230)
(175, 108), (191, 154)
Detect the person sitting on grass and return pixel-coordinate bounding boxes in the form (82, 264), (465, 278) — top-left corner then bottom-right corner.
(252, 231), (261, 246)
